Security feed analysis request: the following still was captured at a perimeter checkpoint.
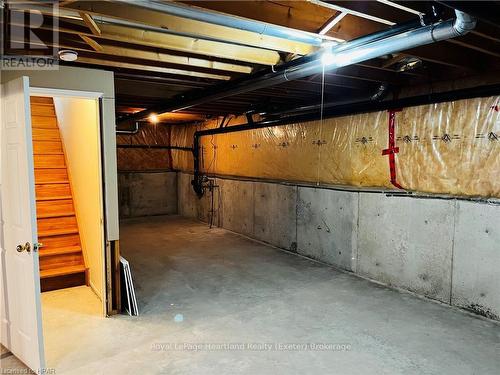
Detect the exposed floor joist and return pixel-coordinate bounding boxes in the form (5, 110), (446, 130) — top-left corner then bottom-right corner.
(6, 0), (500, 123)
(78, 11), (101, 36)
(61, 0), (319, 55)
(12, 6), (282, 66)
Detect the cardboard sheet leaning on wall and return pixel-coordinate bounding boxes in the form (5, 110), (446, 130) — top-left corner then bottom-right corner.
(170, 96), (500, 198)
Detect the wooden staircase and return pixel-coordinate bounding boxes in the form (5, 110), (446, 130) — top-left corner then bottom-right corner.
(31, 96), (88, 292)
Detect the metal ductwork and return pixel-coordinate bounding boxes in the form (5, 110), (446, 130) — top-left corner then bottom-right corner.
(120, 10), (476, 125)
(116, 0), (327, 46)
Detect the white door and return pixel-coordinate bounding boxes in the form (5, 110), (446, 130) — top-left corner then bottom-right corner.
(0, 77), (45, 371)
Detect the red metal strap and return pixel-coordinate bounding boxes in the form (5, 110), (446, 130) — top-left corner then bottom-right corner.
(382, 109), (404, 189)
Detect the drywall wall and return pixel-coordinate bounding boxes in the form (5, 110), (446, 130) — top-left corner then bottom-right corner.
(54, 97), (104, 300)
(178, 172), (500, 320)
(118, 172), (177, 218)
(1, 66), (119, 241)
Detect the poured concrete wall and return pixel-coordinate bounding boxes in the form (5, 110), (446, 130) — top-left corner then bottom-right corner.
(297, 188), (358, 271)
(357, 194), (455, 303)
(119, 172), (177, 218)
(178, 172), (500, 321)
(451, 201), (500, 320)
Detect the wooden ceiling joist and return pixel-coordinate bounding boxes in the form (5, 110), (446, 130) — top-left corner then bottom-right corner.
(73, 56), (233, 81)
(81, 22), (281, 66)
(307, 0), (397, 25)
(12, 6), (281, 66)
(62, 1), (319, 55)
(7, 1), (500, 122)
(79, 34), (103, 52)
(86, 44), (253, 74)
(56, 33), (254, 75)
(78, 11), (101, 36)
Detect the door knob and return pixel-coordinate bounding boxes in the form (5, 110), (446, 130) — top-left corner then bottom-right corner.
(16, 242), (31, 253)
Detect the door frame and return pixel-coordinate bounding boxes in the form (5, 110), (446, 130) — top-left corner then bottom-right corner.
(30, 86), (107, 317)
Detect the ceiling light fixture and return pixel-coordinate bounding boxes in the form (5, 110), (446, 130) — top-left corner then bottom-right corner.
(321, 51), (336, 66)
(149, 114), (159, 124)
(58, 49), (78, 62)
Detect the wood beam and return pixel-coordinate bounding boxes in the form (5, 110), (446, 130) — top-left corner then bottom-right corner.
(79, 34), (103, 52)
(114, 73), (212, 88)
(72, 56), (232, 81)
(59, 0), (78, 6)
(83, 22), (280, 66)
(313, 1), (494, 71)
(63, 1), (318, 55)
(78, 11), (101, 36)
(181, 1), (336, 34)
(318, 12), (347, 35)
(11, 7), (281, 66)
(55, 32), (254, 75)
(90, 44), (252, 74)
(75, 50), (246, 78)
(307, 0), (401, 25)
(9, 24), (235, 80)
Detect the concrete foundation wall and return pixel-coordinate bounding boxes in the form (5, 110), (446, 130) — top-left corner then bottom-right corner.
(118, 172), (177, 218)
(178, 172), (500, 321)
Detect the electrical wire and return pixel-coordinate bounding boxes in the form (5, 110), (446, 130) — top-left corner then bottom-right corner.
(317, 65), (326, 185)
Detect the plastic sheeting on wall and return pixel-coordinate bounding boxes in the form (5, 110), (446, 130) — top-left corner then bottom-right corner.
(169, 96), (500, 198)
(116, 122), (172, 171)
(397, 97), (500, 196)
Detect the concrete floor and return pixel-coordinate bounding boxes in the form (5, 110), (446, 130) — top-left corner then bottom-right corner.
(3, 215), (500, 374)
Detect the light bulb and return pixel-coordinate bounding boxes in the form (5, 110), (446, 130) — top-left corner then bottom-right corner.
(149, 114), (159, 124)
(321, 51), (336, 66)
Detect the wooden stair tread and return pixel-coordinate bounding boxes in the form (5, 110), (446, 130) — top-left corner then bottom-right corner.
(31, 96), (88, 291)
(33, 166), (66, 169)
(39, 228), (79, 237)
(40, 265), (86, 278)
(37, 211), (75, 219)
(37, 195), (73, 201)
(39, 246), (82, 257)
(35, 180), (69, 185)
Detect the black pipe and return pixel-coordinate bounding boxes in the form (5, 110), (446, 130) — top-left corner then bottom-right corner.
(118, 16), (438, 126)
(117, 144), (193, 151)
(191, 82), (500, 196)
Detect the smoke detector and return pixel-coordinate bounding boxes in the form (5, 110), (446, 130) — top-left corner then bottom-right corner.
(58, 49), (78, 62)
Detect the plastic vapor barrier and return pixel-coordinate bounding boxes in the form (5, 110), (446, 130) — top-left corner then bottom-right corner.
(169, 96), (500, 198)
(116, 122), (172, 171)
